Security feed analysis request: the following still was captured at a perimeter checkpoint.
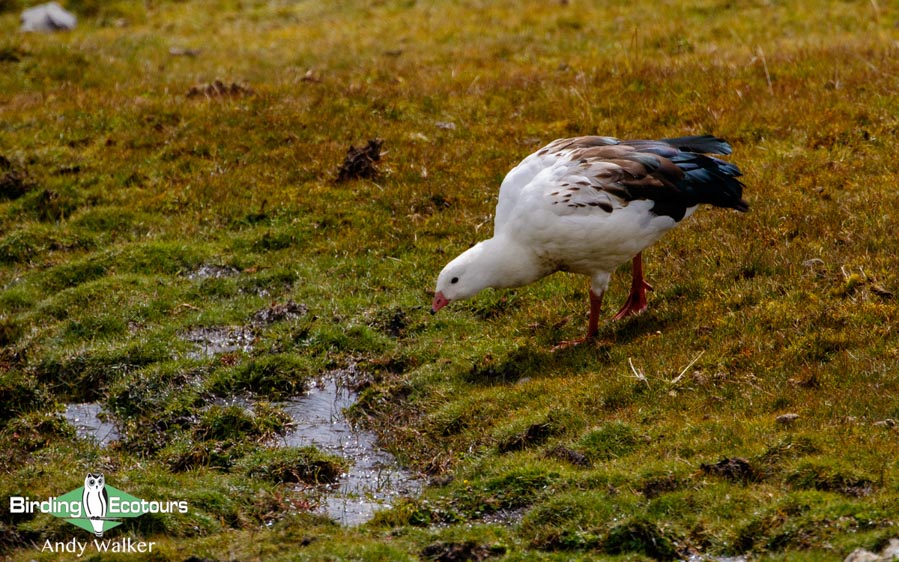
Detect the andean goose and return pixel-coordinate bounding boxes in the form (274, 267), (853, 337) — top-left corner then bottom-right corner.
(431, 135), (748, 347)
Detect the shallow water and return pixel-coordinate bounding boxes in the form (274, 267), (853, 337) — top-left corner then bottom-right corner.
(63, 403), (120, 447)
(181, 326), (255, 360)
(280, 377), (422, 526)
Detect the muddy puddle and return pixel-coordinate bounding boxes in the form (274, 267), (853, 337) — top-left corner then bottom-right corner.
(280, 374), (422, 526)
(63, 403), (120, 447)
(179, 311), (420, 526)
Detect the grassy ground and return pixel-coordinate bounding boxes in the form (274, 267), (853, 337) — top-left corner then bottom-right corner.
(2, 0), (899, 560)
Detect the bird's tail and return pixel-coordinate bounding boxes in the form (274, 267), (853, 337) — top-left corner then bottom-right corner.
(661, 136), (748, 212)
(624, 135), (749, 212)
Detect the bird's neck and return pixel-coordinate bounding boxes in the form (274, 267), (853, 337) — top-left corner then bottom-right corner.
(470, 235), (544, 290)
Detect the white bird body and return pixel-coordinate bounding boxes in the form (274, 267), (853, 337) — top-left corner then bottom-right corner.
(432, 135), (747, 346)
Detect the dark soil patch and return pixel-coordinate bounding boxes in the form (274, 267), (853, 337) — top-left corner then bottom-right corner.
(498, 422), (555, 453)
(700, 457), (759, 483)
(336, 138), (382, 181)
(251, 300), (308, 327)
(0, 156), (33, 200)
(370, 306), (409, 338)
(639, 473), (683, 498)
(421, 541), (506, 562)
(544, 445), (592, 468)
(187, 80), (253, 98)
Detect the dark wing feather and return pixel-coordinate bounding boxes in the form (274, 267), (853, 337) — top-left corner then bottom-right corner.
(660, 135), (733, 155)
(544, 135), (748, 221)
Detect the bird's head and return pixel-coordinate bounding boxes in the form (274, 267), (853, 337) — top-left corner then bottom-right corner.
(431, 237), (539, 314)
(431, 242), (492, 314)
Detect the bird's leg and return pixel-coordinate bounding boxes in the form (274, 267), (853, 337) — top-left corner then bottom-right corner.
(613, 252), (654, 320)
(553, 288), (604, 351)
(586, 287), (604, 340)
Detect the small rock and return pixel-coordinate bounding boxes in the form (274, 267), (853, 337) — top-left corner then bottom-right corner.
(873, 419), (896, 428)
(883, 538), (899, 559)
(20, 2), (76, 32)
(845, 549), (882, 562)
(844, 539), (899, 562)
(776, 413), (800, 425)
(802, 258), (825, 268)
(300, 69), (321, 83)
(435, 121), (457, 130)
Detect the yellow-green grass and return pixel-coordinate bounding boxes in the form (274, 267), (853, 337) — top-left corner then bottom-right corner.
(1, 0), (898, 560)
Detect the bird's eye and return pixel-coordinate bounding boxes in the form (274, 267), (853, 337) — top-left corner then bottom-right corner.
(451, 277), (459, 284)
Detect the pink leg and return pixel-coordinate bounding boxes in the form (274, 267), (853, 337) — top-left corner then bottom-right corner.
(613, 253), (653, 320)
(553, 288), (604, 351)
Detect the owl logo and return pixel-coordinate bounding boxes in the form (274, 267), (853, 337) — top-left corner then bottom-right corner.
(82, 473), (109, 537)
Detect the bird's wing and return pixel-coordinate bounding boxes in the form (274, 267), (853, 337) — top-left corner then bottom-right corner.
(494, 137), (621, 227)
(513, 136), (747, 223)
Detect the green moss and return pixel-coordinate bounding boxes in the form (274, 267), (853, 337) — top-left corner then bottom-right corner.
(33, 338), (170, 401)
(237, 447), (346, 485)
(195, 403), (291, 443)
(0, 370), (48, 425)
(578, 422), (645, 462)
(1, 0), (899, 559)
(785, 460), (876, 497)
(604, 516), (680, 561)
(209, 354), (312, 399)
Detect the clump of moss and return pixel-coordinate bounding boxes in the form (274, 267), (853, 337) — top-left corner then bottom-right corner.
(159, 436), (254, 472)
(603, 516), (680, 560)
(0, 317), (24, 347)
(0, 370), (46, 425)
(578, 422), (645, 461)
(0, 412), (75, 460)
(106, 362), (203, 419)
(33, 340), (170, 402)
(208, 354), (311, 400)
(785, 461), (875, 497)
(451, 466), (558, 519)
(238, 447), (346, 485)
(497, 420), (558, 453)
(194, 403), (292, 443)
(155, 402), (295, 471)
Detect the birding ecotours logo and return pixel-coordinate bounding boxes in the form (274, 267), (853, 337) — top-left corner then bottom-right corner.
(81, 473), (109, 536)
(9, 473), (188, 536)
